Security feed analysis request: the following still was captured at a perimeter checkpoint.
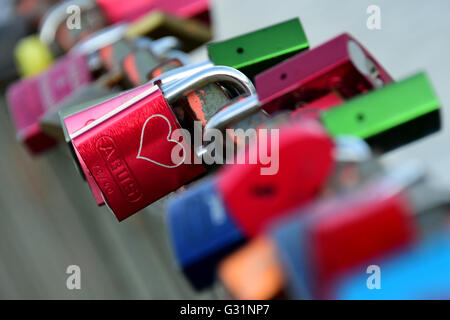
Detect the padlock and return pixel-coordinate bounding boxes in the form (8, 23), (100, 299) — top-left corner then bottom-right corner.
(207, 18), (309, 81)
(168, 178), (247, 290)
(321, 72), (441, 152)
(62, 65), (235, 207)
(333, 230), (450, 300)
(253, 33), (393, 115)
(62, 83), (164, 206)
(6, 24), (124, 154)
(6, 52), (92, 154)
(167, 120), (335, 289)
(95, 0), (211, 25)
(39, 0), (211, 54)
(217, 235), (285, 300)
(68, 66), (254, 221)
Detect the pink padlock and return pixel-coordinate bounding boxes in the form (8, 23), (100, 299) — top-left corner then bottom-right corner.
(7, 53), (91, 154)
(96, 0), (211, 24)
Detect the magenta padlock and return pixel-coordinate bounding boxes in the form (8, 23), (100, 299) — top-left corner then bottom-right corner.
(96, 0), (211, 24)
(7, 53), (92, 154)
(255, 33), (394, 115)
(7, 25), (127, 155)
(68, 66), (254, 220)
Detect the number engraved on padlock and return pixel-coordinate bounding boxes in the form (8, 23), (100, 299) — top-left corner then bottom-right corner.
(95, 136), (143, 202)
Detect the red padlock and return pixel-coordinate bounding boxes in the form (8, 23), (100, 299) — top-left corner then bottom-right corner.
(69, 66), (254, 220)
(216, 120), (335, 237)
(63, 82), (158, 205)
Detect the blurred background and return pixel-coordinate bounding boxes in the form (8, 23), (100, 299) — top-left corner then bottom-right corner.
(0, 0), (449, 299)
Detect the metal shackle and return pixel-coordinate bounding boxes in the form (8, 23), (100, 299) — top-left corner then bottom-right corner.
(203, 94), (261, 134)
(70, 23), (128, 56)
(162, 65), (256, 103)
(39, 0), (98, 46)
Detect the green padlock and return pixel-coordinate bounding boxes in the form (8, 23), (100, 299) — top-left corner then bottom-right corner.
(207, 18), (309, 81)
(321, 72), (441, 152)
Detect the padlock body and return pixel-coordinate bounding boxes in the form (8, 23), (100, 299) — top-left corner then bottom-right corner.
(218, 121), (335, 237)
(168, 178), (246, 290)
(255, 33), (393, 114)
(72, 86), (205, 220)
(96, 0), (210, 24)
(63, 83), (165, 207)
(321, 72), (441, 152)
(7, 53), (91, 154)
(208, 18), (309, 81)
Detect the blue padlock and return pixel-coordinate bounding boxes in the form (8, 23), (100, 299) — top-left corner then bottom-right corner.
(167, 178), (246, 290)
(333, 231), (450, 300)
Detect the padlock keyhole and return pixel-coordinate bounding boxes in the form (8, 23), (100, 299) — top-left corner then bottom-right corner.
(251, 184), (277, 197)
(356, 113), (365, 122)
(236, 47), (244, 54)
(280, 73), (287, 80)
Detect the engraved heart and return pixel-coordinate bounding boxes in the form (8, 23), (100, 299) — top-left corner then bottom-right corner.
(136, 114), (186, 168)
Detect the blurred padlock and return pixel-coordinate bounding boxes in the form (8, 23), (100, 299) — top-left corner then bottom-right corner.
(95, 0), (211, 24)
(68, 66), (254, 221)
(333, 230), (450, 300)
(7, 52), (92, 154)
(6, 24), (127, 154)
(39, 0), (211, 54)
